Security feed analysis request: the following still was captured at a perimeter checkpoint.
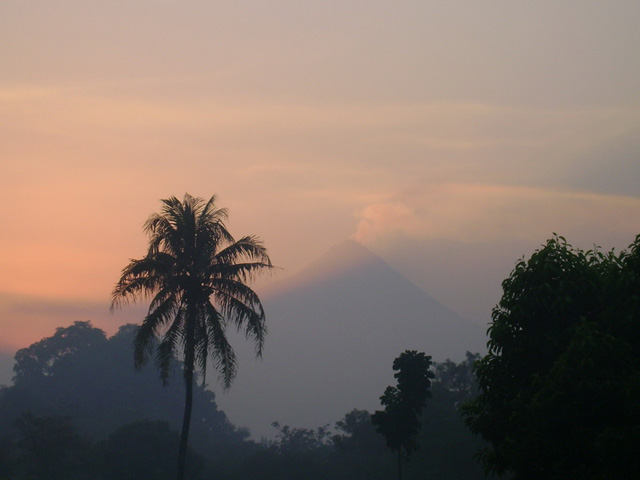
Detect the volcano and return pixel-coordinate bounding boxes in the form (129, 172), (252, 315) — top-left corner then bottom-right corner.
(216, 240), (487, 438)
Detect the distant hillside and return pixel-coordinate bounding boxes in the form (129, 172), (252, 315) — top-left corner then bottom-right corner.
(217, 240), (487, 439)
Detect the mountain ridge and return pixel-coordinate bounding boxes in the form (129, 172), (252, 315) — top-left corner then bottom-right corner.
(260, 239), (381, 298)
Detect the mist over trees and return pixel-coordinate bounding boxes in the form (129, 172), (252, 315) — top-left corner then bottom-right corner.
(0, 322), (229, 479)
(0, 321), (487, 479)
(0, 322), (246, 445)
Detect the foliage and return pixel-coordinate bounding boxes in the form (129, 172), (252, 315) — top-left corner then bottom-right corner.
(372, 351), (435, 458)
(13, 321), (108, 384)
(10, 413), (95, 480)
(432, 352), (480, 403)
(0, 333), (486, 480)
(0, 414), (205, 480)
(372, 350), (435, 479)
(331, 409), (394, 480)
(0, 322), (245, 451)
(111, 193), (273, 479)
(97, 420), (204, 480)
(271, 421), (331, 454)
(333, 408), (385, 453)
(407, 352), (490, 480)
(211, 422), (333, 480)
(463, 235), (640, 479)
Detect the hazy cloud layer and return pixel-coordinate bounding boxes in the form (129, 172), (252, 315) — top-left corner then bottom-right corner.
(351, 182), (640, 321)
(354, 184), (640, 244)
(0, 293), (145, 352)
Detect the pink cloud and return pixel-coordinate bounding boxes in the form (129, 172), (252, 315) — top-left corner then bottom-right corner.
(353, 183), (640, 249)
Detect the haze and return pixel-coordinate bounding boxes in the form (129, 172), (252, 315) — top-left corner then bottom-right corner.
(2, 0), (640, 410)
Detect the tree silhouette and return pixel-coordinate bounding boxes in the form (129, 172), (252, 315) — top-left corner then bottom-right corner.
(463, 235), (640, 479)
(372, 350), (434, 480)
(111, 193), (273, 480)
(1, 321), (242, 447)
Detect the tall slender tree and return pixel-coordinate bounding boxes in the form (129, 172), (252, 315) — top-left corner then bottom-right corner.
(111, 194), (273, 480)
(372, 350), (434, 480)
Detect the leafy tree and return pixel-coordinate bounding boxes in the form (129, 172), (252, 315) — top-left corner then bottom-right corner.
(13, 321), (108, 385)
(432, 352), (480, 404)
(372, 350), (435, 480)
(1, 322), (112, 436)
(463, 235), (640, 479)
(111, 193), (273, 480)
(1, 322), (241, 442)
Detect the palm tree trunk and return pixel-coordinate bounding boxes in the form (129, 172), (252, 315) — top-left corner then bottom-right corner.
(177, 367), (194, 480)
(397, 449), (403, 480)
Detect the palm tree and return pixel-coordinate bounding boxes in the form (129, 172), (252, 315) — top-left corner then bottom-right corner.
(111, 193), (273, 480)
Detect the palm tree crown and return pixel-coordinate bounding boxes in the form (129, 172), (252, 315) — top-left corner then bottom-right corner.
(111, 193), (273, 387)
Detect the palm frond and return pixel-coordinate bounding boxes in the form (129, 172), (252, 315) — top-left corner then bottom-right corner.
(111, 254), (175, 309)
(194, 304), (217, 386)
(133, 323), (156, 370)
(180, 308), (198, 384)
(212, 277), (264, 307)
(133, 293), (181, 369)
(148, 285), (179, 313)
(219, 294), (266, 355)
(156, 307), (186, 383)
(145, 214), (181, 256)
(146, 292), (181, 332)
(214, 236), (272, 267)
(208, 262), (275, 283)
(208, 277), (267, 355)
(111, 275), (158, 309)
(205, 302), (237, 389)
(198, 195), (234, 246)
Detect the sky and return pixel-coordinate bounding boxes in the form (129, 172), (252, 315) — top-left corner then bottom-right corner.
(2, 1), (640, 361)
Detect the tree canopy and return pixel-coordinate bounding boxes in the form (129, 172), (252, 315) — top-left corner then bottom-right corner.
(372, 350), (435, 480)
(0, 321), (244, 450)
(463, 235), (640, 479)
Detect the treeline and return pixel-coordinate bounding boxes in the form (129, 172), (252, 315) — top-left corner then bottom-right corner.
(0, 321), (486, 480)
